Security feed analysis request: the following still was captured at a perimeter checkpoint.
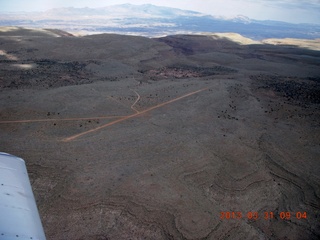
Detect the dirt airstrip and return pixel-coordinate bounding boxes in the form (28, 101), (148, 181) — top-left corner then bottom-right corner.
(0, 27), (320, 239)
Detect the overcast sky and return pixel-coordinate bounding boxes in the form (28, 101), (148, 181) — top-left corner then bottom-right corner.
(0, 0), (319, 24)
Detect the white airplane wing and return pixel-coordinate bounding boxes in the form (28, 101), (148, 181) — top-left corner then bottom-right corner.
(0, 152), (46, 240)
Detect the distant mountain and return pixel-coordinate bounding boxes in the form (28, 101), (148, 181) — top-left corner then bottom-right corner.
(1, 4), (319, 39)
(231, 15), (252, 24)
(45, 4), (205, 18)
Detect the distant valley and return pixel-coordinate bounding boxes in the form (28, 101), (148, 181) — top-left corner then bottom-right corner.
(1, 3), (320, 39)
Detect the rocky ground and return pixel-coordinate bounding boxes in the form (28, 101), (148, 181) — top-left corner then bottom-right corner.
(0, 27), (319, 239)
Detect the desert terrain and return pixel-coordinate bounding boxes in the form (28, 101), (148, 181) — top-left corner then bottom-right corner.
(0, 27), (319, 239)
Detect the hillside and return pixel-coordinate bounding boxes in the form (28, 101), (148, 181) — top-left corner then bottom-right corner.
(0, 27), (319, 239)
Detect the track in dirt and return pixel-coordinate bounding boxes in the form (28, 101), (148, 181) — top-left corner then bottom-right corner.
(63, 86), (209, 142)
(0, 116), (125, 124)
(0, 87), (209, 142)
(130, 89), (141, 113)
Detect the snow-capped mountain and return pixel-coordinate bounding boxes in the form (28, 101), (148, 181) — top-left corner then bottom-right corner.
(1, 4), (319, 39)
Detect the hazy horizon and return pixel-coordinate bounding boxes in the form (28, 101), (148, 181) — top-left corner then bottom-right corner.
(0, 0), (319, 25)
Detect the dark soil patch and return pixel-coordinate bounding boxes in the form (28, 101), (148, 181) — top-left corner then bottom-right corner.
(250, 74), (320, 105)
(0, 59), (92, 90)
(140, 65), (237, 80)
